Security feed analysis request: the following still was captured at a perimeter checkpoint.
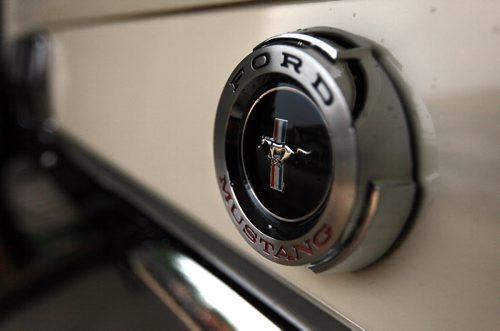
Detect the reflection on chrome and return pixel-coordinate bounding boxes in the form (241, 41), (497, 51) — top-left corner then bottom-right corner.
(130, 243), (280, 331)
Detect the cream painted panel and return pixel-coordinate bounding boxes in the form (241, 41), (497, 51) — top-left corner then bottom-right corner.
(3, 0), (254, 40)
(49, 1), (499, 330)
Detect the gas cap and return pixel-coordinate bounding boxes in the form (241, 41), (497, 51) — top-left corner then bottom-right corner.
(214, 27), (417, 273)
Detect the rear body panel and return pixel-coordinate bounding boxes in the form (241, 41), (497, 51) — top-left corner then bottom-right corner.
(4, 1), (499, 329)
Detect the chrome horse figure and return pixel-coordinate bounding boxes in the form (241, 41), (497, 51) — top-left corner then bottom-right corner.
(258, 136), (311, 166)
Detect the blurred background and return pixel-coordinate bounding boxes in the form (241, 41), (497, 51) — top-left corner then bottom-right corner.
(0, 9), (189, 328)
(0, 10), (287, 330)
(0, 70), (189, 331)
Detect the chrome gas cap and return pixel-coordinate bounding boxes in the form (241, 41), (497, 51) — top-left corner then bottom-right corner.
(214, 27), (417, 273)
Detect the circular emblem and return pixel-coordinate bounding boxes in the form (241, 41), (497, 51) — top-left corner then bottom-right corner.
(242, 86), (332, 222)
(214, 28), (417, 272)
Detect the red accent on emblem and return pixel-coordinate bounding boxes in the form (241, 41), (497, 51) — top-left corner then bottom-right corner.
(274, 245), (295, 261)
(219, 175), (232, 202)
(260, 238), (275, 255)
(243, 225), (257, 243)
(313, 224), (333, 248)
(293, 240), (314, 259)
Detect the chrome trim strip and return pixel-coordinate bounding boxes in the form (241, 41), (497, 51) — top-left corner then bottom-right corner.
(130, 243), (280, 331)
(131, 250), (202, 331)
(56, 133), (362, 331)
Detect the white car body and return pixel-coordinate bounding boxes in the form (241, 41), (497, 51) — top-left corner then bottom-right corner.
(4, 1), (499, 329)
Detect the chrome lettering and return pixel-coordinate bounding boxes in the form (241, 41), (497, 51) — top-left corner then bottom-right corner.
(251, 52), (270, 70)
(281, 52), (302, 74)
(220, 175), (334, 259)
(312, 74), (333, 106)
(230, 67), (245, 92)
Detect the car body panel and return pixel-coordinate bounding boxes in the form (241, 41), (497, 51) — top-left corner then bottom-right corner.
(4, 1), (500, 329)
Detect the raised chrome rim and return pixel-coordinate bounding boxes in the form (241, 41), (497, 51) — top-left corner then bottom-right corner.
(214, 41), (357, 266)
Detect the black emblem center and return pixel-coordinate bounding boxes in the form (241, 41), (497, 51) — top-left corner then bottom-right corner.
(241, 85), (333, 222)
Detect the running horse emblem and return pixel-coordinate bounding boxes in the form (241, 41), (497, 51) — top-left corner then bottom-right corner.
(259, 137), (311, 166)
(258, 118), (311, 192)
